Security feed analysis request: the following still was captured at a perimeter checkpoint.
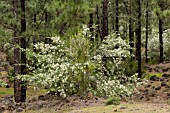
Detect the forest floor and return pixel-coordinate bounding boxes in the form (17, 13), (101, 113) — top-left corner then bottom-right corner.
(0, 52), (170, 113)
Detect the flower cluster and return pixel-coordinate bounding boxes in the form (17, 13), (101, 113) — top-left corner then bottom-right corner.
(23, 25), (139, 97)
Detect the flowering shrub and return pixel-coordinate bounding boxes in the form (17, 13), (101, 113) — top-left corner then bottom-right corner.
(148, 29), (170, 61)
(22, 26), (139, 98)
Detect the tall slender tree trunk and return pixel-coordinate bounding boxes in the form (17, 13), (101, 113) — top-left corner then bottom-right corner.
(102, 0), (109, 76)
(159, 18), (163, 63)
(101, 0), (108, 41)
(136, 0), (142, 78)
(89, 13), (94, 40)
(129, 0), (134, 60)
(95, 5), (101, 39)
(33, 14), (37, 53)
(13, 0), (22, 103)
(115, 0), (119, 35)
(145, 1), (149, 63)
(45, 11), (52, 43)
(20, 0), (26, 102)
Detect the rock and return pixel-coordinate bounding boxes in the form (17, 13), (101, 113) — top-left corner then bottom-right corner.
(145, 84), (151, 88)
(16, 107), (23, 112)
(155, 86), (161, 90)
(148, 68), (152, 72)
(150, 93), (155, 97)
(6, 84), (10, 88)
(0, 104), (7, 112)
(165, 85), (170, 89)
(162, 74), (170, 78)
(151, 86), (155, 90)
(167, 93), (170, 99)
(139, 96), (144, 100)
(162, 68), (169, 72)
(161, 82), (167, 87)
(47, 91), (57, 95)
(159, 78), (164, 81)
(38, 95), (45, 101)
(150, 75), (159, 81)
(154, 68), (160, 72)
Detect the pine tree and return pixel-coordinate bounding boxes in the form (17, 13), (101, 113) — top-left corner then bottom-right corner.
(102, 0), (109, 40)
(136, 0), (142, 78)
(145, 0), (149, 63)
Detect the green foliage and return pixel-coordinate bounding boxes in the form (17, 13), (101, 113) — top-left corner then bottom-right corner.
(148, 29), (170, 62)
(7, 68), (15, 82)
(21, 26), (139, 98)
(144, 73), (163, 79)
(122, 59), (138, 77)
(106, 96), (121, 105)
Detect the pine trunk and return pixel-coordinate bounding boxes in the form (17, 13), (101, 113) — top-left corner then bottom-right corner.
(129, 0), (134, 60)
(102, 0), (108, 40)
(115, 0), (119, 35)
(20, 0), (26, 102)
(136, 0), (142, 78)
(145, 1), (149, 63)
(159, 18), (163, 63)
(13, 0), (21, 103)
(89, 13), (94, 40)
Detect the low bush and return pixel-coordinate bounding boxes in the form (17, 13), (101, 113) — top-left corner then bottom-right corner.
(21, 25), (139, 98)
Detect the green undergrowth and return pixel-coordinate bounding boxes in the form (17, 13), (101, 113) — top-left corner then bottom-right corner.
(106, 96), (121, 105)
(144, 73), (163, 79)
(0, 87), (13, 98)
(0, 87), (48, 99)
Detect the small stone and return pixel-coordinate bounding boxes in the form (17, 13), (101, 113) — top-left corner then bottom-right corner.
(165, 85), (170, 89)
(167, 93), (170, 99)
(148, 68), (152, 72)
(145, 84), (151, 88)
(38, 95), (45, 101)
(159, 78), (164, 81)
(162, 74), (170, 78)
(152, 86), (155, 90)
(16, 107), (23, 112)
(139, 96), (144, 100)
(155, 86), (161, 90)
(161, 82), (167, 87)
(0, 104), (7, 112)
(5, 84), (10, 88)
(47, 91), (57, 95)
(162, 68), (169, 72)
(154, 68), (160, 72)
(150, 75), (158, 81)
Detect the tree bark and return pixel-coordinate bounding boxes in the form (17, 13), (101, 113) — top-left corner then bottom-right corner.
(13, 0), (21, 103)
(101, 0), (108, 41)
(159, 18), (163, 63)
(89, 13), (94, 40)
(115, 0), (119, 35)
(20, 0), (27, 102)
(136, 0), (142, 78)
(95, 5), (101, 39)
(129, 0), (134, 60)
(145, 1), (149, 63)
